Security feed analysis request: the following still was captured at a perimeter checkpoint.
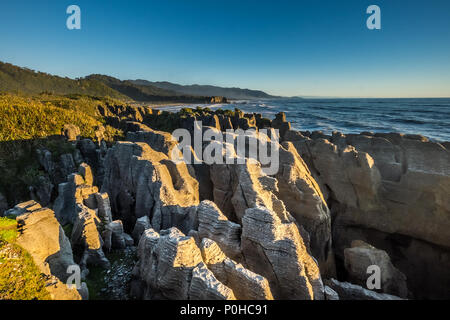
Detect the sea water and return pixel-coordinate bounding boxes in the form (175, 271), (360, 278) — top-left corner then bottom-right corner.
(158, 98), (450, 142)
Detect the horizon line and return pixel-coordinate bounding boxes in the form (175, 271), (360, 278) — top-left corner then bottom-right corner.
(2, 60), (450, 100)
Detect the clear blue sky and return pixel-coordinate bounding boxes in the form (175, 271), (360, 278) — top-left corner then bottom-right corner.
(1, 0), (450, 97)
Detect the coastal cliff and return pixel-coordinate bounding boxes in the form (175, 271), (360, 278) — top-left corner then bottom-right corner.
(1, 105), (449, 300)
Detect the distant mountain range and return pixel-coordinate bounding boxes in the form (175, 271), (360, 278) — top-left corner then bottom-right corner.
(130, 80), (279, 100)
(84, 74), (213, 103)
(0, 61), (278, 102)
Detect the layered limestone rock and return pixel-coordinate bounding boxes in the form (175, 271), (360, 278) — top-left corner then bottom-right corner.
(344, 240), (408, 298)
(15, 206), (83, 300)
(4, 200), (42, 217)
(103, 220), (129, 251)
(76, 138), (106, 186)
(101, 141), (199, 232)
(79, 163), (94, 186)
(132, 215), (151, 243)
(53, 172), (97, 226)
(206, 145), (326, 300)
(196, 200), (242, 259)
(9, 107), (446, 300)
(324, 286), (339, 300)
(290, 137), (383, 212)
(53, 170), (124, 269)
(135, 227), (234, 300)
(275, 142), (334, 276)
(241, 206), (324, 300)
(95, 192), (113, 224)
(325, 279), (402, 300)
(207, 130), (278, 221)
(188, 263), (236, 300)
(200, 238), (273, 300)
(272, 112), (291, 139)
(329, 133), (450, 248)
(287, 131), (450, 298)
(126, 127), (180, 156)
(36, 148), (76, 187)
(30, 175), (54, 207)
(209, 162), (235, 220)
(210, 159), (286, 225)
(71, 203), (110, 269)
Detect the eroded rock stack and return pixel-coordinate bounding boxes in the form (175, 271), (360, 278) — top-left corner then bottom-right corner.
(4, 108), (449, 300)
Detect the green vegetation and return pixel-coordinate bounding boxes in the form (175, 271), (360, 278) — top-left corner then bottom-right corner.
(62, 223), (73, 239)
(39, 93), (125, 119)
(84, 264), (104, 300)
(0, 217), (17, 242)
(147, 110), (184, 132)
(215, 107), (239, 117)
(0, 61), (128, 100)
(0, 217), (51, 300)
(0, 93), (123, 206)
(0, 61), (215, 103)
(179, 106), (213, 117)
(0, 93), (104, 141)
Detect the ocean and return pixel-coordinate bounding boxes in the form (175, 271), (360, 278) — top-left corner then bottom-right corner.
(158, 98), (450, 142)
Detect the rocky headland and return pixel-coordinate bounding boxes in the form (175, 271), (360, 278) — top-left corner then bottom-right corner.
(1, 104), (449, 300)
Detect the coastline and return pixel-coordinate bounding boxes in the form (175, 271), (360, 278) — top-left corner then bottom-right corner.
(140, 97), (450, 143)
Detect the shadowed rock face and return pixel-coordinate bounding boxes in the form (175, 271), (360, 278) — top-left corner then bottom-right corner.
(344, 240), (408, 298)
(0, 193), (8, 216)
(197, 200), (242, 260)
(286, 130), (450, 299)
(53, 173), (97, 226)
(71, 203), (110, 270)
(325, 279), (403, 300)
